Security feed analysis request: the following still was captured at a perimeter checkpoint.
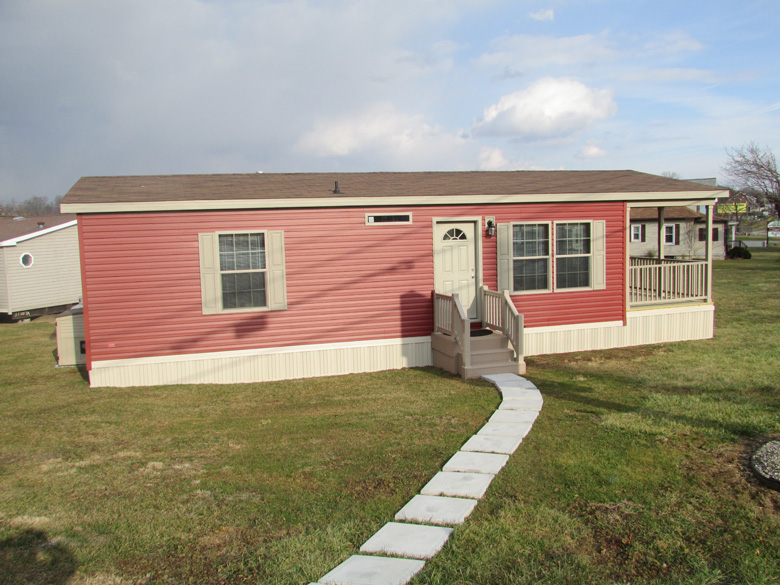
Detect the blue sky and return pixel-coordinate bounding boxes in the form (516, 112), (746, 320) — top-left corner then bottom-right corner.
(1, 0), (779, 203)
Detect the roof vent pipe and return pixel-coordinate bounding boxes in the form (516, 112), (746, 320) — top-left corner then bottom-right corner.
(333, 181), (341, 194)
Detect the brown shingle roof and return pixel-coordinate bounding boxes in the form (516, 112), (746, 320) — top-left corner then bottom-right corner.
(61, 170), (719, 205)
(630, 208), (728, 222)
(0, 215), (77, 243)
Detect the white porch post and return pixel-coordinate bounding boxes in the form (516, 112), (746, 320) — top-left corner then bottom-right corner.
(706, 205), (713, 302)
(657, 207), (665, 259)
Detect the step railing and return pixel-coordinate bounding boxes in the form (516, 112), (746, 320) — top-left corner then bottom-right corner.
(480, 286), (524, 360)
(629, 257), (708, 305)
(433, 292), (470, 369)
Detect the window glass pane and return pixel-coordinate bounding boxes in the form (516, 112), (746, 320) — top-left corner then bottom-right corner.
(219, 233), (265, 271)
(556, 256), (590, 288)
(513, 258), (548, 291)
(556, 223), (590, 255)
(513, 224), (549, 257)
(221, 272), (266, 309)
(443, 228), (467, 241)
(219, 234), (235, 270)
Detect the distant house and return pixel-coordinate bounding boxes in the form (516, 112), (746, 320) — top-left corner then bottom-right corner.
(0, 215), (81, 319)
(630, 207), (727, 260)
(60, 171), (726, 388)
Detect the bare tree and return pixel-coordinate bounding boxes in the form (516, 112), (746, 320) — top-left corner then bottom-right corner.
(682, 222), (697, 259)
(661, 171), (681, 180)
(722, 142), (780, 217)
(0, 196), (62, 217)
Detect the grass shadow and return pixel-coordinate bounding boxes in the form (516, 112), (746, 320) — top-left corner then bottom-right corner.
(534, 366), (775, 441)
(0, 528), (78, 585)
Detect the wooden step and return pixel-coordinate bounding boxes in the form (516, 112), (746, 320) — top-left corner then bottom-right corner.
(470, 347), (515, 366)
(469, 331), (511, 351)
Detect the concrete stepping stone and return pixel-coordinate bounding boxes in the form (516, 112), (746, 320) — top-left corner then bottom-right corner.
(460, 433), (523, 455)
(420, 471), (494, 499)
(499, 387), (542, 400)
(319, 555), (425, 585)
(359, 522), (453, 559)
(443, 451), (509, 474)
(394, 494), (478, 525)
(499, 396), (543, 411)
(483, 373), (538, 389)
(489, 409), (538, 424)
(478, 421), (533, 438)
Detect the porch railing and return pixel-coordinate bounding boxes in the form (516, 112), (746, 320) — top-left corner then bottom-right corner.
(629, 257), (708, 305)
(480, 286), (524, 359)
(433, 292), (471, 369)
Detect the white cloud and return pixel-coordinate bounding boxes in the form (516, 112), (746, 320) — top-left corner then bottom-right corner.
(296, 102), (466, 166)
(478, 147), (510, 170)
(529, 8), (554, 21)
(619, 67), (720, 84)
(477, 147), (547, 171)
(474, 78), (617, 139)
(640, 31), (705, 57)
(577, 142), (607, 159)
(477, 33), (616, 70)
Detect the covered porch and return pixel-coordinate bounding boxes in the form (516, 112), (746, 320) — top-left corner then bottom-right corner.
(628, 203), (716, 308)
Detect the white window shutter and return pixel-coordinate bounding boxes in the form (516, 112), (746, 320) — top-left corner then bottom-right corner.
(198, 233), (219, 314)
(267, 230), (287, 310)
(591, 220), (607, 290)
(497, 223), (512, 292)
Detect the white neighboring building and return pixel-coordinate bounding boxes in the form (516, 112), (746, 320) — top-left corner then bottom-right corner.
(0, 215), (82, 319)
(630, 207), (728, 260)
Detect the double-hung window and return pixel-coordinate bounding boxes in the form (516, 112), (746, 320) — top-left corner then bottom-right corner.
(198, 230), (287, 314)
(555, 222), (591, 289)
(664, 224), (680, 245)
(218, 233), (267, 309)
(512, 223), (551, 292)
(498, 220), (606, 294)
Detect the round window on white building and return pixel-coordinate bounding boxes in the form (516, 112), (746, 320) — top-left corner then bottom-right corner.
(20, 253), (34, 268)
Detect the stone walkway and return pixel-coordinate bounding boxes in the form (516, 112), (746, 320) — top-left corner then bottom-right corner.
(309, 373), (543, 585)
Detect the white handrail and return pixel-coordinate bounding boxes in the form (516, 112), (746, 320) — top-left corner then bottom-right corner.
(481, 287), (524, 360)
(433, 292), (470, 369)
(629, 257), (708, 305)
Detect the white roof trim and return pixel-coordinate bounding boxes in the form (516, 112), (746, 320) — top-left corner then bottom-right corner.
(0, 219), (78, 247)
(61, 190), (726, 214)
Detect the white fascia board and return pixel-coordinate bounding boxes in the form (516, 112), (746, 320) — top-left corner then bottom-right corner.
(60, 190), (727, 214)
(0, 220), (78, 247)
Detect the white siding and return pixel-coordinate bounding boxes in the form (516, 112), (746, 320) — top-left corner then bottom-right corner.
(4, 226), (82, 313)
(0, 248), (9, 312)
(88, 336), (433, 388)
(523, 304), (714, 356)
(630, 221), (726, 260)
(86, 304), (714, 387)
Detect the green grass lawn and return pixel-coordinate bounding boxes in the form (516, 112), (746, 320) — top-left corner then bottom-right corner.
(2, 250), (780, 585)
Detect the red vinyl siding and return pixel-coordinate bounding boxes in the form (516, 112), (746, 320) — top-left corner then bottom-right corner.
(78, 201), (626, 365)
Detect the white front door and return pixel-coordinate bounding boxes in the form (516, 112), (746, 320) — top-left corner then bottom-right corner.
(434, 221), (478, 319)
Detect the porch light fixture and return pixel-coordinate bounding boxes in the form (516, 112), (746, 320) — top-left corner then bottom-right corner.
(486, 218), (496, 238)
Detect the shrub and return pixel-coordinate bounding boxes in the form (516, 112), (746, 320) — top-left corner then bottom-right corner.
(726, 246), (752, 259)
